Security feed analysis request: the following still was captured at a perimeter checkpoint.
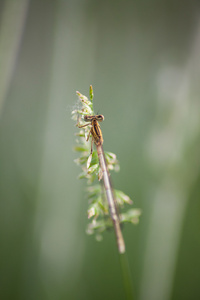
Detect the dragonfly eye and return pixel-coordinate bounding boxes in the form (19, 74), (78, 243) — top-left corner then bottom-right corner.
(84, 115), (90, 121)
(96, 114), (104, 121)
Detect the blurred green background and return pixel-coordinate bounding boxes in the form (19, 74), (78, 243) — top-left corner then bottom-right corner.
(0, 1), (200, 299)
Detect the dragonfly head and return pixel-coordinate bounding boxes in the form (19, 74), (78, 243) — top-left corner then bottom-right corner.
(84, 114), (104, 122)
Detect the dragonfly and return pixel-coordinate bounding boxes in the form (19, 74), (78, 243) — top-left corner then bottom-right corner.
(77, 114), (125, 254)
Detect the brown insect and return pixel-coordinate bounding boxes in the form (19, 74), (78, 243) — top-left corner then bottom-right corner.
(77, 114), (104, 154)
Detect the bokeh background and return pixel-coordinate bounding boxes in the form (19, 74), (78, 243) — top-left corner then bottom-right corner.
(0, 1), (200, 299)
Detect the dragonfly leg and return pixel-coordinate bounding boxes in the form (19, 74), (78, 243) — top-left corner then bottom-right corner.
(86, 128), (92, 141)
(77, 123), (90, 128)
(86, 128), (94, 154)
(90, 136), (93, 155)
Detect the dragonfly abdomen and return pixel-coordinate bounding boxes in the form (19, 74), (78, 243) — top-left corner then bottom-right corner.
(91, 119), (103, 145)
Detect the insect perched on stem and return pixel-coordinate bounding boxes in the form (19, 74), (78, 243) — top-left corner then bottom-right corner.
(77, 113), (126, 254)
(77, 114), (104, 154)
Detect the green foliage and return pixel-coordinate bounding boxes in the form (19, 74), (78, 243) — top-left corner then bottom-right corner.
(72, 86), (141, 240)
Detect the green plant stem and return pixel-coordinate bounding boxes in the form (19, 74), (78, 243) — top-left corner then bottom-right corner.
(119, 253), (134, 300)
